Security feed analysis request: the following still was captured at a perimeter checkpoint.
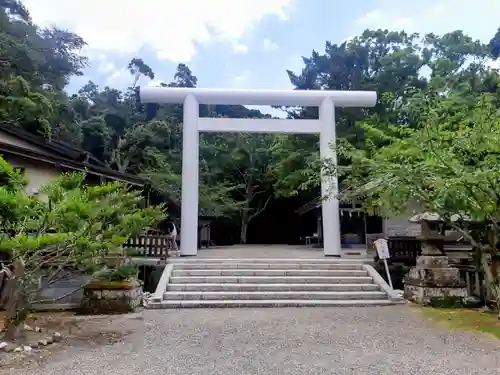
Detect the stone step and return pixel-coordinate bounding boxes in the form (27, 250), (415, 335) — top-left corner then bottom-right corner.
(173, 263), (364, 270)
(167, 283), (380, 292)
(144, 257), (402, 310)
(170, 276), (374, 284)
(171, 269), (368, 277)
(151, 299), (397, 308)
(163, 291), (387, 300)
(168, 258), (366, 264)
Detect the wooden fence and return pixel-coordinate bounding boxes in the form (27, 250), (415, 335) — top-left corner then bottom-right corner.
(123, 232), (172, 257)
(386, 237), (474, 262)
(387, 236), (422, 260)
(459, 267), (488, 300)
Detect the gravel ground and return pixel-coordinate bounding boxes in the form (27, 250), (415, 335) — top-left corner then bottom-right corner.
(6, 305), (500, 375)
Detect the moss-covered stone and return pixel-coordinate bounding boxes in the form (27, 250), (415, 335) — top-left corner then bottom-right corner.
(428, 296), (465, 308)
(86, 279), (138, 290)
(79, 279), (142, 314)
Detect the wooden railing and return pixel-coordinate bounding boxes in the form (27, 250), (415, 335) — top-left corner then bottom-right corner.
(387, 236), (422, 260)
(123, 232), (172, 257)
(386, 236), (474, 262)
(459, 267), (488, 300)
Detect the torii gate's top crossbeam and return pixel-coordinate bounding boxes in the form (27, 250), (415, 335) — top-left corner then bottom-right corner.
(137, 87), (377, 107)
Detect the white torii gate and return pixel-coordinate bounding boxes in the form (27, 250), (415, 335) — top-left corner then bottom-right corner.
(137, 87), (377, 256)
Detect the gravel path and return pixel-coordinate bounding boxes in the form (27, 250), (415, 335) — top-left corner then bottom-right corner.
(6, 306), (500, 375)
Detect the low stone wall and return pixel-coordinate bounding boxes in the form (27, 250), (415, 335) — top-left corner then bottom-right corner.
(35, 273), (92, 309)
(79, 279), (142, 314)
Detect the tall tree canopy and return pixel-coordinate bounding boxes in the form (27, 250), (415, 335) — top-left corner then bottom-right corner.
(1, 1), (499, 243)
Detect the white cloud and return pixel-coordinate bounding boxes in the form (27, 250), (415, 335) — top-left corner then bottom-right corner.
(356, 9), (412, 31)
(263, 38), (279, 51)
(98, 61), (115, 74)
(105, 68), (136, 87)
(93, 54), (116, 73)
(106, 67), (162, 88)
(286, 55), (304, 74)
(105, 69), (127, 86)
(487, 59), (500, 70)
(148, 79), (164, 87)
(23, 0), (294, 62)
(354, 0), (499, 43)
(231, 70), (253, 87)
(233, 43), (249, 54)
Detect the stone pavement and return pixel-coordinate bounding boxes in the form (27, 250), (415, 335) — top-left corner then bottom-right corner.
(9, 305), (500, 375)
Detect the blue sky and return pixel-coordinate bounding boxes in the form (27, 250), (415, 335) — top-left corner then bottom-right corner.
(24, 0), (500, 113)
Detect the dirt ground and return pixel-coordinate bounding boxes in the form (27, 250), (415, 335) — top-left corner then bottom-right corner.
(0, 310), (143, 370)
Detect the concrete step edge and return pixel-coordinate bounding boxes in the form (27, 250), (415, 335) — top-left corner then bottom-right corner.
(169, 276), (374, 283)
(162, 292), (388, 301)
(167, 283), (379, 289)
(146, 299), (399, 309)
(172, 264), (365, 269)
(167, 258), (368, 263)
(163, 291), (386, 296)
(172, 270), (368, 274)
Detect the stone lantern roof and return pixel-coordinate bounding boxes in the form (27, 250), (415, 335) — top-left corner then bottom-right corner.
(409, 212), (442, 223)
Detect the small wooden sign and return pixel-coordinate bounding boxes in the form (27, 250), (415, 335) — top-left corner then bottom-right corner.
(374, 238), (390, 260)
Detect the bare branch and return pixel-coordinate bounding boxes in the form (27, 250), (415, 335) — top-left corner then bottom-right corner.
(249, 195), (272, 222)
(236, 168), (248, 185)
(31, 284), (85, 305)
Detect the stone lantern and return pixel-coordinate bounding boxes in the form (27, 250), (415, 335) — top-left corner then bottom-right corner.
(403, 212), (467, 305)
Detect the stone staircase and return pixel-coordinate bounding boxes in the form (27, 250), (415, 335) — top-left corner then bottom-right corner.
(146, 258), (403, 308)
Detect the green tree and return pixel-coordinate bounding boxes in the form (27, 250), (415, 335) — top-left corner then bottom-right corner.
(128, 57), (155, 88)
(329, 93), (500, 306)
(6, 0), (500, 248)
(0, 1), (87, 139)
(488, 27), (500, 59)
(200, 133), (275, 243)
(273, 28), (495, 196)
(0, 160), (164, 340)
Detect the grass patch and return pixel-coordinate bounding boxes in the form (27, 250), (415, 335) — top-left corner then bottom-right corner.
(422, 307), (500, 339)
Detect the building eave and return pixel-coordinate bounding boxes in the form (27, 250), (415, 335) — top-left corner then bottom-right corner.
(0, 143), (148, 187)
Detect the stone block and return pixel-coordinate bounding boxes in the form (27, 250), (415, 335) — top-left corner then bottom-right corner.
(404, 254), (467, 305)
(405, 267), (464, 287)
(404, 284), (467, 306)
(79, 279), (142, 314)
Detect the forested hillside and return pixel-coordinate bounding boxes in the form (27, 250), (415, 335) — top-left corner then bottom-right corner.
(1, 0), (499, 243)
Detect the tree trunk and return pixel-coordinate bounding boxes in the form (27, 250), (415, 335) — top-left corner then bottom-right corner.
(3, 291), (28, 342)
(240, 180), (253, 245)
(484, 256), (500, 305)
(3, 259), (29, 342)
(240, 217), (249, 244)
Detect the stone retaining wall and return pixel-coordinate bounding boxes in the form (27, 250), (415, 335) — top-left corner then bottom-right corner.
(79, 280), (142, 314)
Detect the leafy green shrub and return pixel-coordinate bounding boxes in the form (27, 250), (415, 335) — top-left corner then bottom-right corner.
(374, 260), (411, 290)
(429, 296), (464, 308)
(124, 247), (143, 257)
(0, 156), (165, 340)
(94, 263), (139, 282)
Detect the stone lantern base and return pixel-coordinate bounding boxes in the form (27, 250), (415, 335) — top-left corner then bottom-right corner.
(403, 255), (467, 306)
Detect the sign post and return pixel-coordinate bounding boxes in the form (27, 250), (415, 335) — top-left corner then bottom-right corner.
(374, 238), (393, 289)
